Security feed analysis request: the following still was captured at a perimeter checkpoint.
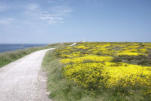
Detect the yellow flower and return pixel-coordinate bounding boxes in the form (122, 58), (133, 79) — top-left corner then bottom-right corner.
(61, 55), (113, 64)
(55, 42), (151, 90)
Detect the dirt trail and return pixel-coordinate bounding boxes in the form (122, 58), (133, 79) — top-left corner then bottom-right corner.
(0, 49), (54, 101)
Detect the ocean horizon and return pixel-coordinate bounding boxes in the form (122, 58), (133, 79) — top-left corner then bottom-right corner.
(0, 44), (47, 53)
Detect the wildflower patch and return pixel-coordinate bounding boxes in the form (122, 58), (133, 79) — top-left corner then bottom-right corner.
(55, 42), (151, 94)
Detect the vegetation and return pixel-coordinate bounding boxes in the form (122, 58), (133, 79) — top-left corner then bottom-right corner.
(43, 42), (151, 101)
(0, 43), (62, 67)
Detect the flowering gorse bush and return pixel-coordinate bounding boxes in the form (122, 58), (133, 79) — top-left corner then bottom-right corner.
(55, 42), (151, 93)
(61, 55), (113, 64)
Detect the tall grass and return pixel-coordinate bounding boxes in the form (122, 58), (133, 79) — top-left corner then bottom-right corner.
(42, 42), (151, 101)
(0, 43), (64, 67)
(42, 50), (94, 101)
(43, 50), (115, 101)
(0, 46), (46, 67)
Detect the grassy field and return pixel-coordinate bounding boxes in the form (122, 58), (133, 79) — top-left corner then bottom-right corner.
(0, 43), (64, 67)
(43, 42), (151, 101)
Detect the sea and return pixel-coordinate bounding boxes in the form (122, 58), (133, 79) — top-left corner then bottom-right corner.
(0, 44), (47, 53)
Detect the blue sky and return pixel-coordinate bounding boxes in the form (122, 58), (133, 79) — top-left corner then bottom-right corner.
(0, 0), (151, 43)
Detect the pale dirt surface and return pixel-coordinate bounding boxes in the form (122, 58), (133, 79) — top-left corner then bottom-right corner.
(0, 49), (54, 101)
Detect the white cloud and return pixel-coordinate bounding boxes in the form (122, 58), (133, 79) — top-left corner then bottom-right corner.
(25, 3), (72, 24)
(0, 18), (14, 25)
(0, 2), (72, 25)
(40, 13), (64, 24)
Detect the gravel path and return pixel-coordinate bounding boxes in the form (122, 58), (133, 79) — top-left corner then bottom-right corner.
(0, 49), (54, 101)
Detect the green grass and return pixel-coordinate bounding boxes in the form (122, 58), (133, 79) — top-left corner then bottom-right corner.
(42, 50), (96, 101)
(42, 49), (116, 101)
(42, 42), (151, 101)
(0, 43), (63, 67)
